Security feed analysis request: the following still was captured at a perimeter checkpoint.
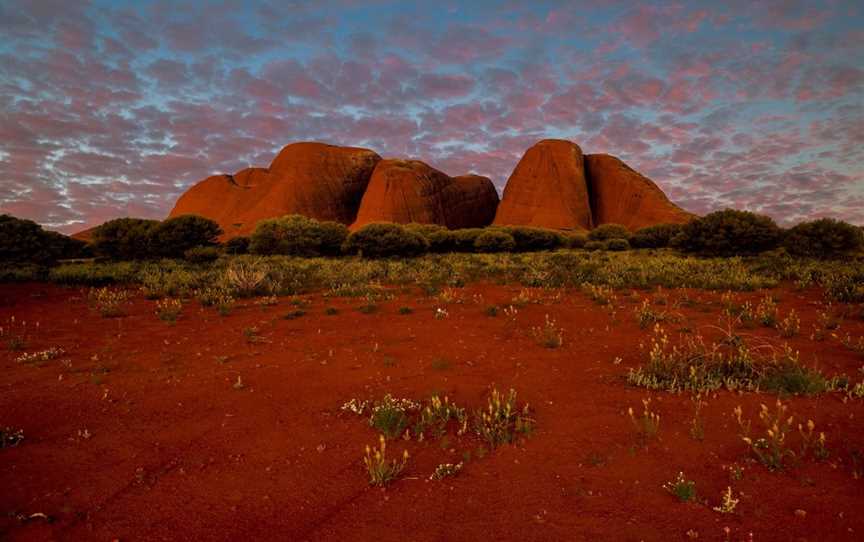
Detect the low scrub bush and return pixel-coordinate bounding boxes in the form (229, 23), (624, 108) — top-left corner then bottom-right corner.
(404, 223), (456, 253)
(345, 223), (428, 258)
(223, 236), (250, 255)
(588, 224), (630, 242)
(148, 215), (222, 258)
(630, 224), (683, 249)
(473, 230), (516, 253)
(250, 215), (347, 256)
(91, 218), (160, 260)
(783, 218), (863, 259)
(604, 238), (630, 251)
(184, 246), (221, 263)
(566, 233), (588, 248)
(450, 228), (485, 252)
(672, 209), (782, 256)
(502, 226), (566, 252)
(0, 214), (87, 263)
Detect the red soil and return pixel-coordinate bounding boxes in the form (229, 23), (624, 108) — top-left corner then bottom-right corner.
(1, 282), (863, 541)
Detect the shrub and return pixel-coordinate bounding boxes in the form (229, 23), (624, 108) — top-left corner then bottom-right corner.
(91, 218), (160, 260)
(0, 214), (87, 263)
(149, 215), (222, 258)
(184, 246), (221, 263)
(224, 236), (250, 255)
(345, 223), (428, 258)
(404, 223), (456, 253)
(249, 215), (347, 256)
(566, 233), (588, 249)
(473, 230), (516, 253)
(630, 224), (683, 249)
(671, 209), (781, 256)
(502, 226), (566, 252)
(584, 240), (605, 251)
(588, 223), (631, 241)
(450, 228), (485, 252)
(604, 238), (630, 251)
(783, 218), (864, 259)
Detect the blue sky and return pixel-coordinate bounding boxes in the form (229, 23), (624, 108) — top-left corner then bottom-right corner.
(0, 0), (862, 232)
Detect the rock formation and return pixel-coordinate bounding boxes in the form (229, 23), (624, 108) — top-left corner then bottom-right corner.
(585, 154), (694, 230)
(169, 142), (380, 238)
(493, 139), (594, 230)
(163, 138), (692, 241)
(352, 160), (499, 230)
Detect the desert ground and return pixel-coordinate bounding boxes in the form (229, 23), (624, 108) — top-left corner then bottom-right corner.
(2, 267), (863, 541)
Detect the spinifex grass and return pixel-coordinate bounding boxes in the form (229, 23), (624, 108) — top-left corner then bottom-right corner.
(628, 398), (660, 446)
(473, 387), (534, 447)
(627, 324), (832, 394)
(369, 395), (420, 439)
(363, 434), (408, 486)
(413, 395), (467, 439)
(530, 314), (563, 348)
(734, 400), (799, 470)
(663, 472), (697, 502)
(155, 298), (182, 322)
(89, 287), (130, 317)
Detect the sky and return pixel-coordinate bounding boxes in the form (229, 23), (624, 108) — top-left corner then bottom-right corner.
(0, 0), (862, 233)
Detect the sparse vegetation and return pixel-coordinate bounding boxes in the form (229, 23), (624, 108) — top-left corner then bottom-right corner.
(89, 287), (130, 317)
(363, 435), (408, 486)
(155, 298), (183, 322)
(530, 314), (564, 348)
(473, 387), (534, 447)
(733, 400), (829, 470)
(663, 472), (697, 502)
(0, 427), (24, 448)
(628, 398), (661, 445)
(628, 325), (834, 394)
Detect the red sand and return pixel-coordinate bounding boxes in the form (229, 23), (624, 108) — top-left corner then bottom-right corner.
(1, 282), (862, 541)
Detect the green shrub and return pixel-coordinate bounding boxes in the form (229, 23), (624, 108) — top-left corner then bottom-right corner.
(450, 228), (485, 252)
(783, 218), (864, 259)
(584, 240), (605, 251)
(404, 224), (456, 253)
(630, 224), (683, 249)
(604, 238), (630, 251)
(502, 227), (566, 252)
(672, 209), (781, 257)
(224, 236), (250, 255)
(566, 233), (588, 249)
(149, 215), (222, 258)
(91, 218), (160, 260)
(0, 214), (87, 263)
(250, 215), (348, 256)
(588, 224), (631, 241)
(345, 223), (428, 258)
(474, 230), (516, 253)
(184, 246), (221, 263)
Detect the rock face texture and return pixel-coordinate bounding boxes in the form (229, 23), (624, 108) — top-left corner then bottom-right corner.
(493, 139), (594, 230)
(169, 142), (381, 238)
(352, 160), (499, 229)
(584, 154), (694, 230)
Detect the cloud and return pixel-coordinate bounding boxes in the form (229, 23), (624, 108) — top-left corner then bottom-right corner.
(0, 0), (862, 232)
